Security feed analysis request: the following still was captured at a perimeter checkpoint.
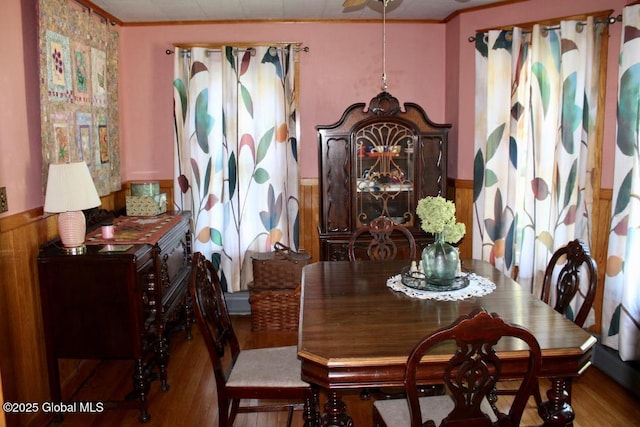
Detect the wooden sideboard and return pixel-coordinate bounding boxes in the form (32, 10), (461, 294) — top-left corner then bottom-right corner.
(37, 211), (193, 423)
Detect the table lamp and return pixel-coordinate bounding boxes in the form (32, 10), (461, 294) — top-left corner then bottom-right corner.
(44, 161), (101, 254)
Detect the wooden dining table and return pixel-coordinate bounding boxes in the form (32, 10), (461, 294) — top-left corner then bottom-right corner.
(297, 259), (597, 427)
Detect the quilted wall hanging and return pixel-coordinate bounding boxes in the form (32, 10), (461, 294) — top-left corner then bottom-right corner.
(38, 0), (120, 196)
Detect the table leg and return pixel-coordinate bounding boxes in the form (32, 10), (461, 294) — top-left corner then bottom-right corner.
(321, 391), (353, 427)
(538, 377), (575, 427)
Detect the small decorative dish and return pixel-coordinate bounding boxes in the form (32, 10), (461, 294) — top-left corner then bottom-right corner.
(366, 152), (399, 157)
(400, 266), (470, 292)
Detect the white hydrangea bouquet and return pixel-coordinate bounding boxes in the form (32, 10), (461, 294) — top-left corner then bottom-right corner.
(416, 196), (466, 244)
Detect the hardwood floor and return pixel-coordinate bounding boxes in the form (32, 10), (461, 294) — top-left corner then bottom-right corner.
(52, 316), (640, 427)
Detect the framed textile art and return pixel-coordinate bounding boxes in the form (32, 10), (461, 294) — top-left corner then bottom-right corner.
(51, 114), (70, 162)
(76, 112), (92, 164)
(98, 124), (109, 164)
(91, 48), (107, 106)
(45, 30), (72, 102)
(72, 42), (91, 104)
(38, 0), (121, 196)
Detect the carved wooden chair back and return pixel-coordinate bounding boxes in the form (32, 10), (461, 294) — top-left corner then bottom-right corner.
(373, 308), (542, 427)
(541, 239), (598, 328)
(190, 251), (239, 378)
(189, 252), (318, 427)
(348, 216), (417, 261)
(494, 240), (597, 411)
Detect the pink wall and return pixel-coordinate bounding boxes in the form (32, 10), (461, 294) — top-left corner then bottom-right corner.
(118, 22), (446, 181)
(0, 0), (42, 216)
(0, 0), (628, 216)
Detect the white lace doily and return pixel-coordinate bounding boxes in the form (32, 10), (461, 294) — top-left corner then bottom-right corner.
(386, 272), (496, 301)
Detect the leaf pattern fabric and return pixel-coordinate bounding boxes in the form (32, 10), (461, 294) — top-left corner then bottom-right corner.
(473, 19), (604, 327)
(602, 5), (640, 361)
(173, 46), (300, 293)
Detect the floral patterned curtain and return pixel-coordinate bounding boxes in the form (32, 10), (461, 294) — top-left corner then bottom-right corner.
(473, 18), (605, 326)
(173, 45), (300, 293)
(602, 4), (640, 361)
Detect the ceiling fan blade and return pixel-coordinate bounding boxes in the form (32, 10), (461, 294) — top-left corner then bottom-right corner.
(342, 0), (368, 7)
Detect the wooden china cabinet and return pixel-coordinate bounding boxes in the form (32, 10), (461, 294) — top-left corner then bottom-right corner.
(317, 91), (451, 261)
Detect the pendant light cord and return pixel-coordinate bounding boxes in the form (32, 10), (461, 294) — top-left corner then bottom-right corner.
(381, 0), (388, 92)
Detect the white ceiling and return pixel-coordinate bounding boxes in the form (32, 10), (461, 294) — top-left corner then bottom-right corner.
(87, 0), (514, 24)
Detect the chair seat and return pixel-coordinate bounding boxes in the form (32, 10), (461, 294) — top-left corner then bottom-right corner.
(228, 345), (309, 388)
(373, 393), (497, 427)
(190, 252), (318, 426)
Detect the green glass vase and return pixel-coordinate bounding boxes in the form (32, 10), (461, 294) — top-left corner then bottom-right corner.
(421, 233), (459, 285)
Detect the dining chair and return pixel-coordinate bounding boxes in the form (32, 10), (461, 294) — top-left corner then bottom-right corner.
(348, 216), (419, 400)
(372, 308), (542, 427)
(541, 238), (598, 328)
(188, 252), (319, 427)
(348, 215), (417, 261)
(495, 238), (598, 412)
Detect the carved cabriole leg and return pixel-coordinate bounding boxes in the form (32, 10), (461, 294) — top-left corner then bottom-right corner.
(539, 377), (575, 427)
(133, 358), (151, 423)
(321, 391), (353, 427)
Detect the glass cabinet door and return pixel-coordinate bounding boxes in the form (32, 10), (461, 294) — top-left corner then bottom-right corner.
(354, 122), (418, 227)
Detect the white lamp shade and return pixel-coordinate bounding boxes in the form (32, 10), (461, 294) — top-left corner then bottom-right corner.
(44, 161), (101, 213)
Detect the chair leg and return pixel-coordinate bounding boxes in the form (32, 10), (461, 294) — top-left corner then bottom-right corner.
(533, 379), (543, 408)
(372, 405), (386, 427)
(286, 406), (294, 427)
(227, 398), (240, 427)
(218, 398), (229, 427)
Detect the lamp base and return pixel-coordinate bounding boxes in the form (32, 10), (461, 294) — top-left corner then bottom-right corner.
(61, 245), (87, 255)
(57, 211), (88, 255)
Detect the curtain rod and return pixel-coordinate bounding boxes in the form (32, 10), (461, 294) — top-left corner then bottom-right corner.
(165, 45), (309, 55)
(468, 14), (621, 42)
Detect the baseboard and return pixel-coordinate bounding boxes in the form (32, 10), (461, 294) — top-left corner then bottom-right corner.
(225, 291), (251, 315)
(592, 336), (640, 399)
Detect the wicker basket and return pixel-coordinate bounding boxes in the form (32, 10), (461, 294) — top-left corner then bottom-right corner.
(248, 285), (301, 331)
(251, 242), (311, 289)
